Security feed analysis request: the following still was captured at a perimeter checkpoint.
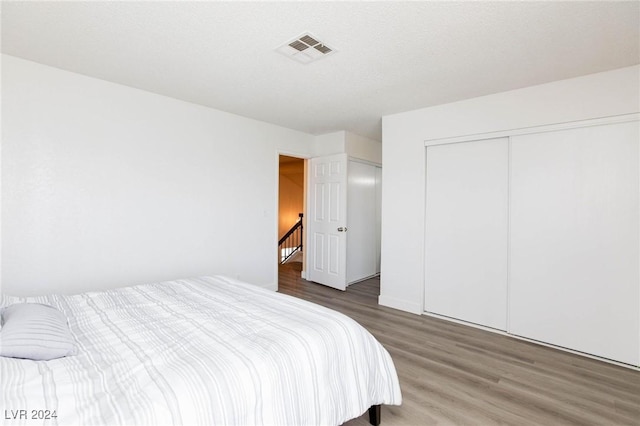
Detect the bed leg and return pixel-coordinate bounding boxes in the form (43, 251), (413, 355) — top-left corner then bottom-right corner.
(368, 405), (381, 426)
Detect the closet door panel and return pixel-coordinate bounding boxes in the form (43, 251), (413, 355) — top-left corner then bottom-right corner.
(346, 161), (377, 284)
(425, 138), (509, 330)
(510, 122), (639, 365)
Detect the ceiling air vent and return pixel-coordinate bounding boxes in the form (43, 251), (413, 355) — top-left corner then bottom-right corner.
(276, 32), (335, 64)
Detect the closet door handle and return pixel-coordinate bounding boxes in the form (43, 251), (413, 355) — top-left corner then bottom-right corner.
(337, 227), (347, 232)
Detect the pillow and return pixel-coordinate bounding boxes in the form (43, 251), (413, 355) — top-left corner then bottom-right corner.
(0, 303), (77, 361)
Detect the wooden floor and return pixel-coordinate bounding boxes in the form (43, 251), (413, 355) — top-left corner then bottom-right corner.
(278, 263), (640, 426)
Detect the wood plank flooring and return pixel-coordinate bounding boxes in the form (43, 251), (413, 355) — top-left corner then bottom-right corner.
(278, 263), (640, 426)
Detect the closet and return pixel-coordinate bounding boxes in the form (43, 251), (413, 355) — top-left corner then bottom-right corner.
(424, 118), (639, 365)
(346, 160), (382, 284)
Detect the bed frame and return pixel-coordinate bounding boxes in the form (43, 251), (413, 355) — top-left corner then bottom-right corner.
(368, 405), (381, 425)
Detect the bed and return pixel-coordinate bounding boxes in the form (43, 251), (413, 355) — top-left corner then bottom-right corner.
(0, 276), (402, 425)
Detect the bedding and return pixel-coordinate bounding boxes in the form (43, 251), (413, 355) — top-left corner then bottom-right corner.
(0, 276), (401, 425)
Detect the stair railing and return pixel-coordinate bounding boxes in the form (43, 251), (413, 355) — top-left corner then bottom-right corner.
(279, 213), (303, 264)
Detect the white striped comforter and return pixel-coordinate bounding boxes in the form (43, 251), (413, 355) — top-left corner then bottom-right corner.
(1, 276), (401, 426)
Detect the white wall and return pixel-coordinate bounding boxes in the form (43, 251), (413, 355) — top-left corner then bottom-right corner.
(380, 65), (640, 314)
(313, 131), (345, 157)
(0, 54), (3, 294)
(1, 55), (314, 296)
(314, 131), (382, 164)
(345, 132), (382, 164)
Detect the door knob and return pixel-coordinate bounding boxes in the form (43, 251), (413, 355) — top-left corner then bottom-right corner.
(337, 227), (347, 232)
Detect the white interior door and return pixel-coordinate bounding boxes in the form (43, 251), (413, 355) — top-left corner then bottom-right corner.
(425, 138), (509, 330)
(307, 154), (348, 290)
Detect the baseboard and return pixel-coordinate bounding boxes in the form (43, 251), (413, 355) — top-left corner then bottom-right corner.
(378, 294), (422, 315)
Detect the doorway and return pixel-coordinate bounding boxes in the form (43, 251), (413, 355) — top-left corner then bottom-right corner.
(277, 155), (305, 282)
(276, 154), (382, 295)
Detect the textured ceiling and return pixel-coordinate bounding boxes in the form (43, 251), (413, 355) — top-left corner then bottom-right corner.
(2, 1), (639, 141)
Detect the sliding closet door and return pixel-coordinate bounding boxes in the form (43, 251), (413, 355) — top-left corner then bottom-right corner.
(346, 160), (378, 284)
(425, 138), (509, 330)
(510, 122), (639, 365)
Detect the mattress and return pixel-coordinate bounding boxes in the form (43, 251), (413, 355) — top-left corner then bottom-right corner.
(0, 276), (401, 425)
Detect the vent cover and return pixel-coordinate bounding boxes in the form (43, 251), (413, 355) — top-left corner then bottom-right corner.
(276, 32), (335, 64)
